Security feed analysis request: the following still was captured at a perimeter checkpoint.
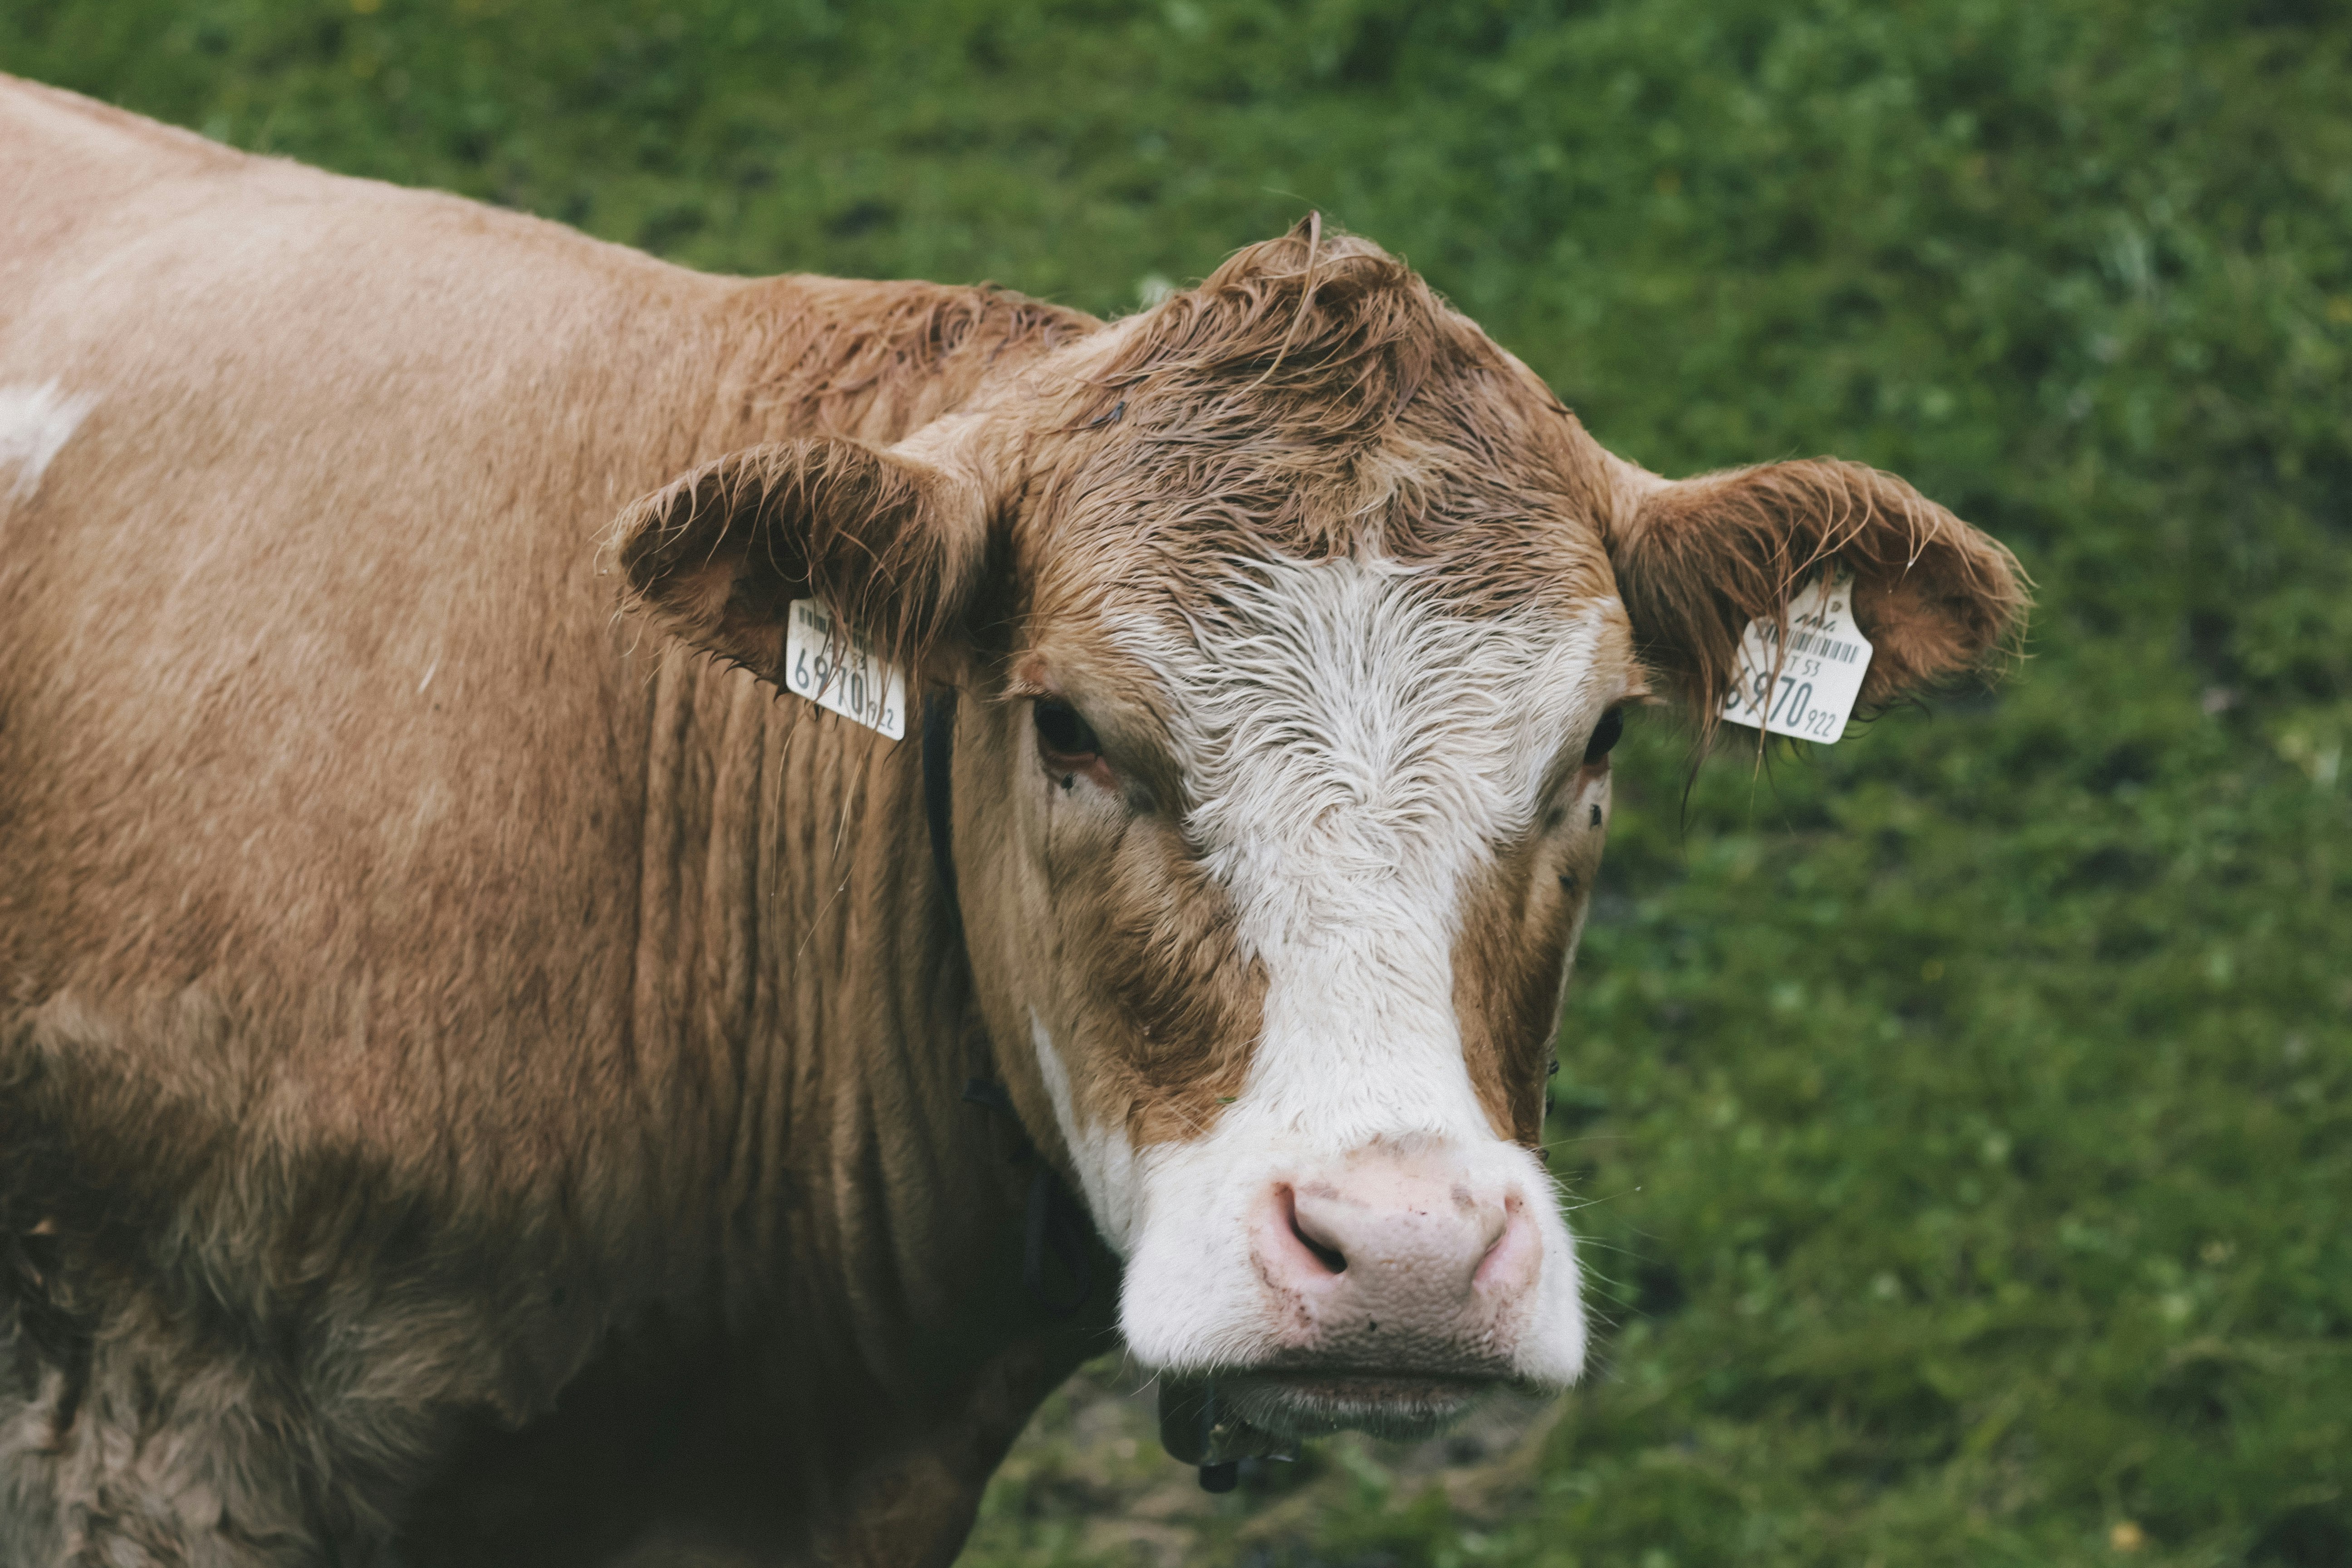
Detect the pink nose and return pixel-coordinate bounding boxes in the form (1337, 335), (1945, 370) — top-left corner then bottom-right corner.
(1252, 1156), (1539, 1359)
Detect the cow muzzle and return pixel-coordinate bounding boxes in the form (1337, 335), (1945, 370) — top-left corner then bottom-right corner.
(1231, 1155), (1541, 1434)
(1117, 1122), (1585, 1459)
(1128, 1138), (1578, 1465)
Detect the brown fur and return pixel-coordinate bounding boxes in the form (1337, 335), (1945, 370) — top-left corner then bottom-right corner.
(0, 76), (1108, 1568)
(1013, 220), (1620, 627)
(1450, 760), (1615, 1145)
(1077, 822), (1267, 1148)
(1, 73), (2024, 1568)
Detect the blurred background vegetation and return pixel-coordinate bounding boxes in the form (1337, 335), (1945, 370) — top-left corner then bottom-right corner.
(6, 0), (2347, 1563)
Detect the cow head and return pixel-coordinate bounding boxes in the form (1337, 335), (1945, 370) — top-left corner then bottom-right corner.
(615, 225), (2025, 1444)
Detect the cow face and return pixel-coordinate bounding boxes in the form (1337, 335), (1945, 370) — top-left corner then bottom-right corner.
(616, 226), (2026, 1442)
(962, 565), (1624, 1436)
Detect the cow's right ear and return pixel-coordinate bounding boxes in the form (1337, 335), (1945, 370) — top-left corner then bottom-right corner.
(611, 437), (990, 681)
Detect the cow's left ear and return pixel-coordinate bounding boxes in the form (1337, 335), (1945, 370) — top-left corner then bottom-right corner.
(1600, 456), (2029, 722)
(611, 437), (990, 681)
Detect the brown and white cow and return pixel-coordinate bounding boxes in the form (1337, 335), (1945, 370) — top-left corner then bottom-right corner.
(0, 75), (2023, 1567)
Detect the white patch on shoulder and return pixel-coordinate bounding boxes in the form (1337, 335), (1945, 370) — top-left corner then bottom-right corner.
(0, 382), (98, 503)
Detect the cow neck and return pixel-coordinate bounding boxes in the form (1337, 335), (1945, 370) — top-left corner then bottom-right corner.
(923, 689), (1095, 1319)
(612, 648), (1119, 1554)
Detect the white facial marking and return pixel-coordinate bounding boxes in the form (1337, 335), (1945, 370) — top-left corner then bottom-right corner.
(1029, 1009), (1141, 1251)
(1046, 555), (1610, 1387)
(1133, 557), (1610, 1144)
(0, 382), (98, 503)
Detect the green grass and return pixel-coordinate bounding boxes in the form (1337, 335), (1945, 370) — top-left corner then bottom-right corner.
(7, 1), (2348, 1562)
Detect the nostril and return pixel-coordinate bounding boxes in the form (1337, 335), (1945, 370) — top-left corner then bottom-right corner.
(1291, 1215), (1346, 1275)
(1281, 1186), (1347, 1275)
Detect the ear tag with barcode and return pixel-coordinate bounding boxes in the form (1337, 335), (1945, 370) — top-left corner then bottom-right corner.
(784, 599), (906, 740)
(1720, 574), (1873, 742)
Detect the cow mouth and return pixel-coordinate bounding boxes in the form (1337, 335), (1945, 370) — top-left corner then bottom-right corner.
(1212, 1370), (1498, 1441)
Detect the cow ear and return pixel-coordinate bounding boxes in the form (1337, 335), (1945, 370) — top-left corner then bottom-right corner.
(611, 437), (989, 681)
(1602, 457), (2029, 726)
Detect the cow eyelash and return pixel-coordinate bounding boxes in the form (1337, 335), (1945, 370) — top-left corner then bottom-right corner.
(1033, 699), (1100, 760)
(1583, 706), (1626, 765)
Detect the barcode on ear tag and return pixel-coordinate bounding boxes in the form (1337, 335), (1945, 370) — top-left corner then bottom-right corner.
(1720, 574), (1874, 743)
(784, 600), (906, 740)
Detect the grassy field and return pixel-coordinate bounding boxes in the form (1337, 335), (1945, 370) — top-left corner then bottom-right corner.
(7, 0), (2348, 1563)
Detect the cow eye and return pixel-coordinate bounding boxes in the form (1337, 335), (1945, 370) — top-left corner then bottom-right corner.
(1034, 699), (1100, 760)
(1583, 706), (1625, 765)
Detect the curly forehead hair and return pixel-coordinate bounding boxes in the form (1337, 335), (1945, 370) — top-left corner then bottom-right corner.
(1029, 217), (1617, 612)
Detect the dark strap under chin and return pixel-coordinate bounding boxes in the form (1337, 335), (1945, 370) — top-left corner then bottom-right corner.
(931, 689), (1095, 1319)
(1022, 1161), (1095, 1318)
(921, 691), (961, 937)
